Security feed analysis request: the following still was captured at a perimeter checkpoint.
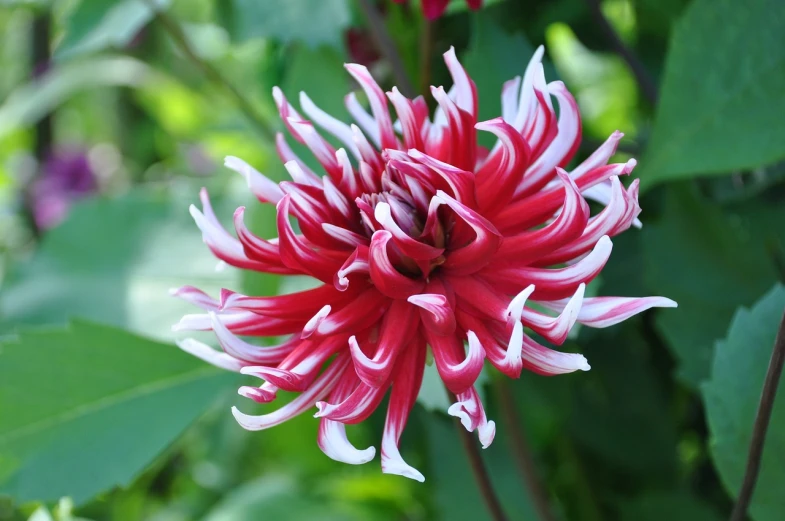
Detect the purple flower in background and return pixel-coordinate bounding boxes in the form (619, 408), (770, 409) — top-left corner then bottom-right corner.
(31, 147), (97, 230)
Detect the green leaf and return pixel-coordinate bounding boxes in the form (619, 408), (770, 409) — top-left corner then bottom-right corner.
(0, 184), (240, 341)
(617, 490), (723, 521)
(55, 0), (170, 60)
(546, 23), (640, 139)
(201, 474), (370, 521)
(226, 0), (350, 48)
(0, 320), (237, 504)
(641, 0), (785, 188)
(0, 57), (151, 141)
(703, 284), (785, 521)
(569, 324), (679, 480)
(642, 185), (780, 386)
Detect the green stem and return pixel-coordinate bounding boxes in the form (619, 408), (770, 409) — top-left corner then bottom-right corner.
(495, 379), (558, 521)
(447, 388), (510, 521)
(730, 307), (785, 521)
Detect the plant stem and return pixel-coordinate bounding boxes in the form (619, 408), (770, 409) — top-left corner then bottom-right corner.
(357, 0), (416, 98)
(142, 0), (275, 141)
(448, 389), (509, 521)
(730, 307), (785, 521)
(495, 379), (558, 521)
(24, 11), (52, 238)
(583, 0), (658, 105)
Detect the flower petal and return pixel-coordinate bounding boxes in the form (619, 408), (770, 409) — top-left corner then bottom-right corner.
(232, 354), (350, 430)
(348, 299), (419, 387)
(381, 333), (427, 482)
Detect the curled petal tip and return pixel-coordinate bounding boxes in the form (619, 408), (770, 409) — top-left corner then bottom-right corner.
(302, 305), (331, 338)
(313, 401), (329, 418)
(479, 420), (496, 449)
(506, 284), (536, 321)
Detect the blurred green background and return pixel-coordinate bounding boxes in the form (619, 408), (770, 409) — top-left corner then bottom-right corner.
(0, 0), (784, 520)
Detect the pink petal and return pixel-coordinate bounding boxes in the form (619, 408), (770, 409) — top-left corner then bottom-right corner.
(447, 380), (496, 448)
(368, 230), (426, 299)
(345, 64), (397, 150)
(381, 333), (427, 482)
(425, 328), (485, 394)
(232, 354), (350, 430)
(224, 156), (283, 203)
(317, 369), (376, 464)
(348, 299), (419, 386)
(538, 295), (677, 328)
(176, 338), (244, 372)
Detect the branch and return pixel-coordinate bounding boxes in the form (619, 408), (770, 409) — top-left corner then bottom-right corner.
(143, 0), (275, 141)
(583, 0), (658, 105)
(730, 306), (785, 521)
(447, 389), (510, 521)
(496, 379), (558, 521)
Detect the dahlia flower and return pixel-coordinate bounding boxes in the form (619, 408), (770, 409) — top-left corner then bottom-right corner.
(173, 46), (675, 482)
(394, 0), (482, 20)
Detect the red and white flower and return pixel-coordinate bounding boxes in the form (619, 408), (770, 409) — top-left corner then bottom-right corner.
(174, 46), (675, 482)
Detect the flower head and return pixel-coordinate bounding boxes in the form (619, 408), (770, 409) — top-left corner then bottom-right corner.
(174, 46), (675, 482)
(394, 0), (482, 20)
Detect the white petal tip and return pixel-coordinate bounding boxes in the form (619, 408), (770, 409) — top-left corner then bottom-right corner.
(341, 446), (377, 465)
(479, 421), (496, 449)
(447, 403), (473, 431)
(382, 459), (425, 483)
(313, 401), (329, 418)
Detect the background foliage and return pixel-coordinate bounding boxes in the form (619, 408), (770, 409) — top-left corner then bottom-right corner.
(0, 0), (783, 520)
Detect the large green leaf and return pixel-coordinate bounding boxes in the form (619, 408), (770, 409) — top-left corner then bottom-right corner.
(642, 185), (780, 386)
(201, 474), (382, 521)
(641, 0), (785, 187)
(0, 320), (237, 504)
(55, 0), (170, 60)
(703, 284), (785, 521)
(569, 324), (679, 480)
(0, 184), (240, 341)
(617, 491), (723, 521)
(225, 0), (350, 49)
